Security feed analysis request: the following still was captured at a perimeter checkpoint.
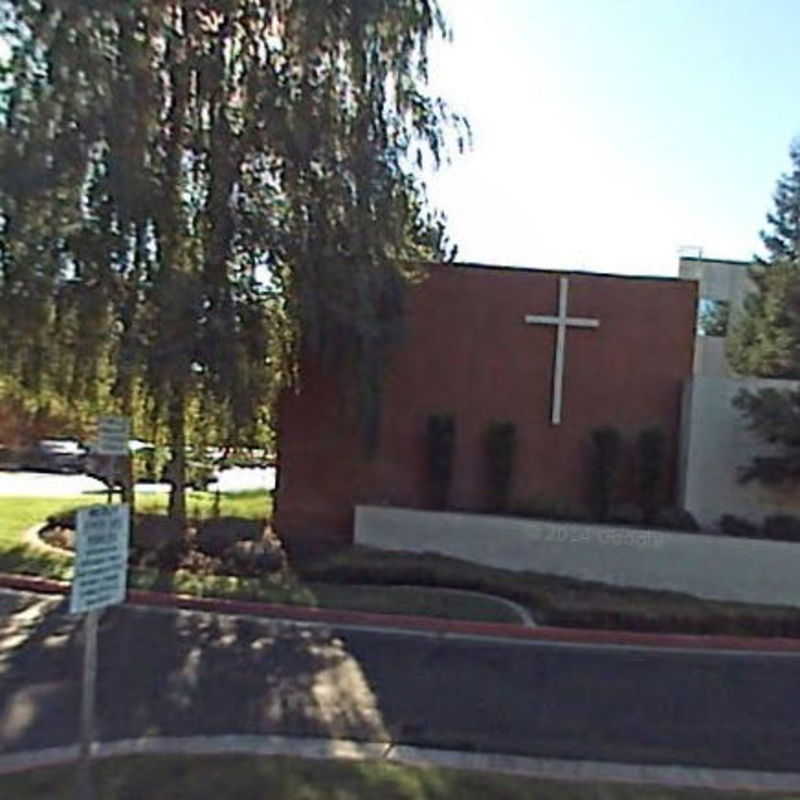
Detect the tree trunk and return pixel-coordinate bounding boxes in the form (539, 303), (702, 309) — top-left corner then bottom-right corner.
(120, 392), (136, 511)
(167, 385), (187, 523)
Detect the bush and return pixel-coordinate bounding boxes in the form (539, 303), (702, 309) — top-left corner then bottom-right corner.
(762, 514), (800, 542)
(653, 506), (700, 532)
(484, 420), (516, 513)
(132, 513), (185, 552)
(718, 514), (759, 539)
(588, 426), (622, 522)
(513, 495), (589, 522)
(426, 413), (456, 510)
(44, 508), (80, 530)
(196, 517), (262, 557)
(223, 539), (286, 577)
(608, 503), (644, 526)
(40, 526), (74, 550)
(637, 427), (665, 523)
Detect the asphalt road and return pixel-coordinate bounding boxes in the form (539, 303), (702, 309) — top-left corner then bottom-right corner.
(1, 589), (800, 771)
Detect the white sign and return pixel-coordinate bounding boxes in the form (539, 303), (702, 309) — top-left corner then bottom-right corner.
(70, 505), (130, 614)
(96, 416), (130, 456)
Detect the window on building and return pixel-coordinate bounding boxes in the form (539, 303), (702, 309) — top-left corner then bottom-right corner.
(698, 298), (730, 337)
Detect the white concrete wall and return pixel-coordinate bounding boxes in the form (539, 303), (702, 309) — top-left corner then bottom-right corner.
(678, 256), (755, 378)
(678, 257), (753, 309)
(693, 335), (733, 378)
(680, 376), (800, 528)
(356, 505), (800, 607)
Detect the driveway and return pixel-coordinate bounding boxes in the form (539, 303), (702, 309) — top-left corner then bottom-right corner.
(2, 587), (800, 771)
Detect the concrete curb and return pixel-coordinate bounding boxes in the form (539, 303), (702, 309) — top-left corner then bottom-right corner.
(2, 734), (800, 792)
(4, 571), (800, 652)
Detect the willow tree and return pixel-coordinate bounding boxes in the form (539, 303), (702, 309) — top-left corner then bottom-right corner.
(0, 1), (466, 520)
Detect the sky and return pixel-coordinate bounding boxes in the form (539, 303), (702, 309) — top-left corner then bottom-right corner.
(2, 3), (797, 279)
(425, 0), (800, 277)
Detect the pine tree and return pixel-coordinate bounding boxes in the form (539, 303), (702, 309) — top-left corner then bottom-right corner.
(760, 140), (800, 263)
(0, 1), (466, 520)
(727, 260), (800, 378)
(728, 141), (800, 378)
(728, 141), (800, 484)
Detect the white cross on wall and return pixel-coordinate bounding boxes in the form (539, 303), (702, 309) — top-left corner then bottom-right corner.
(524, 276), (600, 426)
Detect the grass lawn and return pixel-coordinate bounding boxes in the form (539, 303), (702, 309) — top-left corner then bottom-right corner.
(135, 488), (271, 520)
(1, 755), (794, 800)
(0, 491), (270, 583)
(6, 494), (800, 635)
(0, 494), (521, 624)
(307, 583), (522, 623)
(0, 495), (97, 579)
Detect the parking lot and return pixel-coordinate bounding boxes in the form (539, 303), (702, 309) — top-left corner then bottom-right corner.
(0, 466), (276, 496)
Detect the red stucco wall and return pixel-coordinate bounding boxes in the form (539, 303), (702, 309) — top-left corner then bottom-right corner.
(274, 263), (697, 552)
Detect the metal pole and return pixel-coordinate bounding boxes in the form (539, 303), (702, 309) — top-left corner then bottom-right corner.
(76, 609), (100, 800)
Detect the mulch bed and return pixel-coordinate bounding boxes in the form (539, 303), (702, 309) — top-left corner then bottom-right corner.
(38, 512), (287, 578)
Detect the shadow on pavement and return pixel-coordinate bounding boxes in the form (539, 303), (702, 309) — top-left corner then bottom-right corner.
(3, 592), (800, 773)
(0, 597), (389, 755)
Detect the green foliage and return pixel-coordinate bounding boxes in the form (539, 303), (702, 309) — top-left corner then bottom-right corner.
(196, 517), (263, 557)
(719, 513), (761, 539)
(726, 141), (800, 378)
(607, 502), (644, 526)
(307, 583), (522, 623)
(727, 141), (800, 377)
(0, 0), (468, 516)
(484, 420), (516, 513)
(727, 260), (800, 378)
(587, 426), (622, 522)
(762, 514), (800, 542)
(513, 494), (589, 522)
(732, 387), (800, 484)
(301, 546), (800, 639)
(651, 506), (699, 532)
(718, 512), (800, 542)
(426, 413), (455, 510)
(760, 139), (800, 263)
(636, 426), (665, 522)
(0, 753), (750, 800)
(726, 142), (800, 487)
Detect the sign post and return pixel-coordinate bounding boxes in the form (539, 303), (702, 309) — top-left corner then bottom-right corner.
(71, 504), (130, 800)
(94, 416), (132, 504)
(76, 609), (99, 800)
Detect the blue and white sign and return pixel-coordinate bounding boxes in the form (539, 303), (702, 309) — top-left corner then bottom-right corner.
(70, 505), (130, 614)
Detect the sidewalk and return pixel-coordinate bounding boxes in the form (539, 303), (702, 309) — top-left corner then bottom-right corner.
(4, 734), (800, 792)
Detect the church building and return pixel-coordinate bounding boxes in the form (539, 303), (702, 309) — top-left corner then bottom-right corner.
(274, 262), (697, 553)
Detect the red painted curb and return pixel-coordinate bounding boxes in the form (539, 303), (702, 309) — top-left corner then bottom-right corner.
(3, 571), (800, 653)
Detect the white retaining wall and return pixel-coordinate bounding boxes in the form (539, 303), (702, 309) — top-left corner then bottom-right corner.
(355, 505), (800, 607)
(680, 375), (800, 528)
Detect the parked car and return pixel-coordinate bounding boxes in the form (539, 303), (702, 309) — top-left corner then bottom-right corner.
(19, 439), (88, 474)
(83, 439), (156, 488)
